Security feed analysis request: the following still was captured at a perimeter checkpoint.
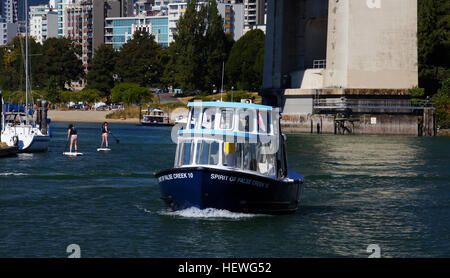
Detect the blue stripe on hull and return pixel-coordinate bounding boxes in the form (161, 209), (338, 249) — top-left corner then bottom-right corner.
(20, 136), (50, 152)
(157, 167), (303, 214)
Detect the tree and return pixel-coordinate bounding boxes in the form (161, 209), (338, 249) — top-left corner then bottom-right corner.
(433, 78), (450, 128)
(86, 44), (118, 99)
(78, 88), (101, 105)
(204, 0), (228, 92)
(45, 75), (61, 104)
(171, 0), (208, 94)
(60, 90), (79, 104)
(40, 38), (84, 89)
(170, 0), (231, 94)
(418, 0), (450, 95)
(0, 36), (44, 91)
(115, 31), (163, 87)
(225, 29), (265, 91)
(111, 83), (154, 105)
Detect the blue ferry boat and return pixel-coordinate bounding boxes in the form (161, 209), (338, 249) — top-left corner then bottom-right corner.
(155, 101), (304, 214)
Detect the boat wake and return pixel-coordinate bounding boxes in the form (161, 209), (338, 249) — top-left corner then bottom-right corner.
(0, 172), (28, 176)
(159, 207), (265, 219)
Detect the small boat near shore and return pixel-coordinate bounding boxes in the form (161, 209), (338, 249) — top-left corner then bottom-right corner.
(1, 99), (51, 152)
(140, 108), (174, 127)
(156, 101), (304, 214)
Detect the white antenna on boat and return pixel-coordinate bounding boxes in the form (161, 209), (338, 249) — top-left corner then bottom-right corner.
(25, 0), (29, 125)
(220, 61), (224, 102)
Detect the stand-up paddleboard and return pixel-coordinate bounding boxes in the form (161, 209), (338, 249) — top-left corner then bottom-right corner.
(63, 152), (84, 156)
(97, 148), (111, 152)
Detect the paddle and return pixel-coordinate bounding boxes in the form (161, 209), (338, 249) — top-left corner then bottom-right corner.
(109, 132), (120, 144)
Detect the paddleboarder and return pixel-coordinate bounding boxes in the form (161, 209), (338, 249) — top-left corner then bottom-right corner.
(101, 122), (109, 149)
(67, 124), (78, 153)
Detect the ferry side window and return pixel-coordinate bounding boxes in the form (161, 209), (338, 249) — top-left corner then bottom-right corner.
(202, 108), (216, 129)
(258, 110), (269, 133)
(220, 109), (233, 130)
(257, 144), (276, 176)
(243, 143), (257, 171)
(190, 107), (202, 129)
(236, 143), (243, 169)
(238, 109), (250, 132)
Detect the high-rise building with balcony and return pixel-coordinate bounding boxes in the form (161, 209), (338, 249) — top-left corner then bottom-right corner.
(219, 0), (265, 27)
(57, 0), (133, 39)
(29, 5), (58, 44)
(1, 0), (18, 24)
(218, 2), (244, 41)
(0, 17), (18, 46)
(65, 0), (123, 71)
(105, 15), (169, 50)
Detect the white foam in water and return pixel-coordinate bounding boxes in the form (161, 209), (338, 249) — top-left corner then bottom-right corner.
(0, 172), (28, 176)
(160, 207), (264, 219)
(135, 205), (152, 214)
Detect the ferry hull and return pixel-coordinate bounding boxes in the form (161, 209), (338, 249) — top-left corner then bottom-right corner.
(156, 167), (304, 214)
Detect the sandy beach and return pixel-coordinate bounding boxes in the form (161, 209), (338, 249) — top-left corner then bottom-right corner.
(48, 110), (139, 124)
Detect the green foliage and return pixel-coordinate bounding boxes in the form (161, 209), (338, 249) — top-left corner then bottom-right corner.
(86, 44), (118, 99)
(115, 31), (163, 87)
(409, 87), (426, 98)
(0, 36), (44, 91)
(78, 88), (101, 104)
(111, 83), (154, 105)
(225, 29), (265, 91)
(60, 90), (79, 104)
(45, 76), (61, 104)
(433, 78), (450, 128)
(170, 0), (231, 94)
(40, 38), (84, 89)
(418, 0), (450, 95)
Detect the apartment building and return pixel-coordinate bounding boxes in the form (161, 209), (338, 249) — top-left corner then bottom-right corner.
(1, 0), (18, 23)
(0, 17), (18, 46)
(29, 5), (58, 44)
(57, 0), (133, 39)
(217, 2), (244, 41)
(105, 15), (169, 49)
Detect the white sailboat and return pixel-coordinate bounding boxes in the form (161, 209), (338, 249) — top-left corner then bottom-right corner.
(0, 0), (50, 152)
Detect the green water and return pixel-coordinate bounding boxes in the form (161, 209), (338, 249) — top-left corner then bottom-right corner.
(0, 122), (449, 257)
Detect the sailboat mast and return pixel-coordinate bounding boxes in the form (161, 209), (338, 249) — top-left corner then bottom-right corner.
(220, 61), (224, 102)
(25, 0), (29, 125)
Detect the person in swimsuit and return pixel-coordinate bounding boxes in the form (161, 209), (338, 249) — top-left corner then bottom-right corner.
(101, 122), (109, 148)
(67, 124), (78, 153)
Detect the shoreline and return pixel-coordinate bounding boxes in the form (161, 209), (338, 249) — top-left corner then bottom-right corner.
(47, 110), (139, 124)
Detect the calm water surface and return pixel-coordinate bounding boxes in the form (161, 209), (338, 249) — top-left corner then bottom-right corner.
(0, 122), (449, 257)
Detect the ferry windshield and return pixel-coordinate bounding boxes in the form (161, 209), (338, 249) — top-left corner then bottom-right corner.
(177, 140), (194, 166)
(196, 140), (220, 165)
